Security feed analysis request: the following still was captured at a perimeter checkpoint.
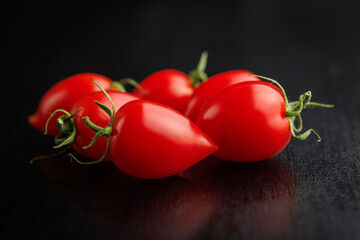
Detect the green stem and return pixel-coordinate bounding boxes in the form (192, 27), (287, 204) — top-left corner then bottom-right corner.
(69, 136), (110, 165)
(45, 109), (79, 148)
(189, 51), (209, 88)
(30, 144), (73, 164)
(286, 95), (305, 117)
(82, 116), (103, 132)
(68, 78), (116, 165)
(45, 109), (71, 135)
(111, 78), (143, 92)
(93, 79), (116, 126)
(289, 117), (321, 142)
(82, 126), (112, 150)
(118, 78), (139, 88)
(250, 74), (290, 105)
(293, 114), (303, 133)
(30, 108), (80, 163)
(251, 74), (334, 142)
(119, 78), (149, 94)
(305, 102), (335, 108)
(111, 78), (149, 95)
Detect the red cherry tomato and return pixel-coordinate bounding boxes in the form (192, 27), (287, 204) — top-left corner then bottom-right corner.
(28, 73), (114, 137)
(132, 69), (193, 113)
(69, 91), (139, 161)
(132, 52), (209, 114)
(109, 99), (218, 179)
(184, 70), (260, 121)
(196, 76), (334, 162)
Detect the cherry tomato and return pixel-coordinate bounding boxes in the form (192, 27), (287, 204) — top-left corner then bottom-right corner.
(28, 73), (113, 136)
(184, 70), (260, 121)
(132, 69), (194, 113)
(196, 76), (334, 162)
(70, 91), (139, 161)
(109, 99), (218, 179)
(132, 52), (208, 114)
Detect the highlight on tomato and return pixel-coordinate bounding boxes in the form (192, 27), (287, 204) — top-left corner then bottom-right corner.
(195, 75), (334, 162)
(132, 51), (209, 113)
(184, 69), (260, 122)
(30, 89), (140, 163)
(28, 73), (114, 137)
(72, 80), (219, 179)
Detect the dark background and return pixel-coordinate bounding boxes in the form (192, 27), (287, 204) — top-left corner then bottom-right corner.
(3, 1), (360, 240)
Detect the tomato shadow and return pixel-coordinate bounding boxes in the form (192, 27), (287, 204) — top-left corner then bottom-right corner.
(187, 155), (296, 239)
(31, 148), (296, 240)
(112, 176), (218, 240)
(109, 156), (297, 240)
(30, 147), (218, 240)
(31, 147), (133, 190)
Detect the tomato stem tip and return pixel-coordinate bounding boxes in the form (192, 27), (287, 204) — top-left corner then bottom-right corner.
(250, 74), (334, 142)
(189, 51), (209, 88)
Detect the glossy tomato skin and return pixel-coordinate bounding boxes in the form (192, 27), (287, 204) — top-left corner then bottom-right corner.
(70, 91), (139, 161)
(184, 70), (260, 121)
(28, 73), (113, 137)
(196, 81), (291, 162)
(109, 99), (218, 179)
(132, 69), (193, 113)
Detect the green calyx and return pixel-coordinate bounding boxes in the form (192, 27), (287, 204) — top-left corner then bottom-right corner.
(110, 78), (139, 92)
(251, 75), (334, 142)
(50, 109), (81, 148)
(69, 78), (116, 165)
(30, 108), (80, 164)
(189, 51), (209, 88)
(111, 77), (149, 94)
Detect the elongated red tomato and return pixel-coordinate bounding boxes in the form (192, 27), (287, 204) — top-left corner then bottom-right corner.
(109, 99), (218, 179)
(132, 69), (193, 113)
(70, 91), (139, 161)
(197, 81), (290, 162)
(28, 73), (113, 137)
(184, 70), (260, 121)
(196, 77), (333, 162)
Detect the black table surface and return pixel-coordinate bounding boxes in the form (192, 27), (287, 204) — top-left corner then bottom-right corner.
(3, 1), (360, 240)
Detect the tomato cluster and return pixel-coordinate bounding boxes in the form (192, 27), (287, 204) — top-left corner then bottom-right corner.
(29, 52), (333, 179)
